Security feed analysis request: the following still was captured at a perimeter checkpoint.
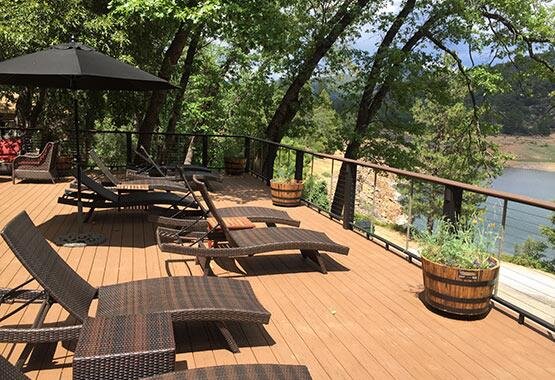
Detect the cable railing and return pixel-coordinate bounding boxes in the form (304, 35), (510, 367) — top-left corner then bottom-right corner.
(2, 126), (554, 332)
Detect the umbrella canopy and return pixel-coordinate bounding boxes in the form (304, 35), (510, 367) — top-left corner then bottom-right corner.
(0, 42), (174, 90)
(0, 41), (174, 245)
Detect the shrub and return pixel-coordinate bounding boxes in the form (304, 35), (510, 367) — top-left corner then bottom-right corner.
(503, 238), (555, 274)
(302, 175), (330, 210)
(418, 218), (498, 269)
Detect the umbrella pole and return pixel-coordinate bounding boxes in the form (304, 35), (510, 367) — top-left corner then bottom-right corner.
(74, 94), (84, 228)
(54, 93), (104, 246)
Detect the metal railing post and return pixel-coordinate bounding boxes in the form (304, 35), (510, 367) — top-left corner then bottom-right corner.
(202, 135), (208, 167)
(343, 163), (357, 230)
(244, 137), (252, 173)
(494, 199), (508, 296)
(294, 150), (304, 180)
(125, 132), (132, 167)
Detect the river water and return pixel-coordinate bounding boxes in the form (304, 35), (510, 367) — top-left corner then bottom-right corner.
(487, 168), (555, 259)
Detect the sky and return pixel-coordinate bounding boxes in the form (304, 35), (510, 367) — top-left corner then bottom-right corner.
(348, 0), (541, 67)
(353, 31), (499, 67)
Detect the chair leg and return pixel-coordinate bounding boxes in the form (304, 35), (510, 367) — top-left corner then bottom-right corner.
(300, 249), (327, 274)
(197, 256), (215, 276)
(215, 321), (240, 353)
(84, 207), (95, 223)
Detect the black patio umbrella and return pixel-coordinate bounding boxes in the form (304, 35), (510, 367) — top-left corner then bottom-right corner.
(0, 40), (174, 244)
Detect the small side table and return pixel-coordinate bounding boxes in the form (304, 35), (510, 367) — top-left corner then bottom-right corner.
(206, 216), (255, 246)
(73, 314), (175, 380)
(116, 183), (150, 192)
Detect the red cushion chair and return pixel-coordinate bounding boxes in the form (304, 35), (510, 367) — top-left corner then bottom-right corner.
(0, 138), (21, 163)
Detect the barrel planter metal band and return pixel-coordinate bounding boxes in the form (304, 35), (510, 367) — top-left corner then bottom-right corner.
(421, 256), (499, 317)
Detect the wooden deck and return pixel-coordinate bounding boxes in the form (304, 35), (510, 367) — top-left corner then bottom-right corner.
(0, 175), (554, 379)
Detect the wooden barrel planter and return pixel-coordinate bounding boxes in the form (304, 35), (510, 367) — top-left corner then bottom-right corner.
(224, 157), (246, 175)
(421, 256), (499, 317)
(56, 156), (73, 177)
(270, 180), (303, 207)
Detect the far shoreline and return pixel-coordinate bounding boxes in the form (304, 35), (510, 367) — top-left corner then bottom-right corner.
(505, 161), (555, 172)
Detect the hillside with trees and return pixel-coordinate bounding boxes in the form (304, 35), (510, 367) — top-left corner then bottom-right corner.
(487, 52), (554, 136)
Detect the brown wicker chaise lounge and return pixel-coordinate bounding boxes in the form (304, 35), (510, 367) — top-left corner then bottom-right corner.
(149, 171), (301, 229)
(0, 211), (271, 353)
(0, 355), (311, 380)
(89, 150), (220, 193)
(128, 145), (222, 183)
(12, 141), (58, 184)
(158, 177), (349, 275)
(58, 173), (200, 221)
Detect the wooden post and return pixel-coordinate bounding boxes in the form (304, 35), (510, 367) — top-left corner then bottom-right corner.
(244, 137), (251, 172)
(343, 162), (357, 230)
(125, 132), (132, 167)
(201, 135), (208, 167)
(442, 185), (463, 224)
(294, 150), (304, 181)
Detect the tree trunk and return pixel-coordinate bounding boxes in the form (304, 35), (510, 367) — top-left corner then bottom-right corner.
(136, 22), (191, 156)
(165, 25), (202, 153)
(261, 0), (371, 180)
(166, 25), (202, 135)
(29, 88), (46, 129)
(331, 3), (437, 216)
(14, 88), (47, 151)
(15, 88), (32, 128)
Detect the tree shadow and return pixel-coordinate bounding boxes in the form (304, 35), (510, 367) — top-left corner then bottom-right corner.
(37, 211), (158, 248)
(209, 175), (274, 205)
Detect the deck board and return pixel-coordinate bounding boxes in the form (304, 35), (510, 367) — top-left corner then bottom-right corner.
(0, 175), (554, 379)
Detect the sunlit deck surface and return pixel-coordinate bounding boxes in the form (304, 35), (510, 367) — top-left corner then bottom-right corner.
(0, 175), (554, 379)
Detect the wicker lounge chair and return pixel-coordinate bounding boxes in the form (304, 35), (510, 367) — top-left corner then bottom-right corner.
(1, 354), (311, 380)
(12, 141), (58, 184)
(0, 356), (27, 380)
(58, 173), (200, 221)
(128, 145), (221, 183)
(158, 177), (349, 275)
(0, 211), (271, 354)
(149, 173), (300, 229)
(84, 149), (196, 193)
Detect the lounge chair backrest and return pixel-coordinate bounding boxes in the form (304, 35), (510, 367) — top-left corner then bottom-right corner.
(89, 150), (120, 185)
(178, 171), (208, 214)
(0, 212), (97, 322)
(80, 173), (119, 203)
(0, 355), (28, 380)
(192, 176), (237, 246)
(138, 145), (165, 177)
